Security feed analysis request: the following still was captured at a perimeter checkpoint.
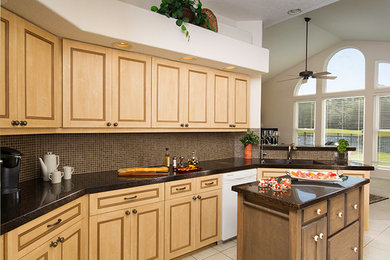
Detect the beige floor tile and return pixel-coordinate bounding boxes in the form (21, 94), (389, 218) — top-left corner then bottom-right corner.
(212, 240), (236, 252)
(178, 256), (197, 260)
(192, 247), (220, 260)
(204, 253), (231, 260)
(222, 246), (237, 260)
(363, 244), (390, 260)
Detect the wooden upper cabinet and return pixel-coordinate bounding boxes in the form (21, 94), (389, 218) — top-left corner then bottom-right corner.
(211, 71), (230, 128)
(231, 74), (250, 128)
(63, 39), (111, 128)
(0, 8), (17, 128)
(17, 17), (61, 128)
(111, 50), (151, 128)
(184, 65), (211, 128)
(152, 57), (184, 128)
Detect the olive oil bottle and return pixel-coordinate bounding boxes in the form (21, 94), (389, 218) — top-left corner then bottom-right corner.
(164, 148), (170, 167)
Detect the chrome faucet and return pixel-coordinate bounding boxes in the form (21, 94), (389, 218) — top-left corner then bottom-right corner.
(260, 142), (267, 163)
(287, 143), (297, 162)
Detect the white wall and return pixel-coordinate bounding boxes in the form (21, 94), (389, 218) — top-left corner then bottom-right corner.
(262, 40), (390, 178)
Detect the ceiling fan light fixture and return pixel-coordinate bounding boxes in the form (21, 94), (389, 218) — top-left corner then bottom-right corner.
(287, 8), (302, 15)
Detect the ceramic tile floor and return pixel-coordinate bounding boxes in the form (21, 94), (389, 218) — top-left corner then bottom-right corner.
(179, 178), (390, 260)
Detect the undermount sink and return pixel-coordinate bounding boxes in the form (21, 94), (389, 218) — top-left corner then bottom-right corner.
(261, 159), (326, 165)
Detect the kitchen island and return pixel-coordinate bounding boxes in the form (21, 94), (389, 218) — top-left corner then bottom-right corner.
(232, 176), (369, 260)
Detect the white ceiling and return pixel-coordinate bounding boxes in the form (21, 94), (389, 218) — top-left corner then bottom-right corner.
(263, 0), (390, 81)
(119, 0), (338, 27)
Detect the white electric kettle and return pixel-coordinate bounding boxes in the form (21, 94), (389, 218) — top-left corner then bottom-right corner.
(39, 152), (60, 181)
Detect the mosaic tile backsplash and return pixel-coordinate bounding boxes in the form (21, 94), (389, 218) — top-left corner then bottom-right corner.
(0, 132), (244, 182)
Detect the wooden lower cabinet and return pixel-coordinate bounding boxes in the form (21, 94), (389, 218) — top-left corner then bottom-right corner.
(89, 201), (164, 260)
(19, 219), (87, 260)
(328, 221), (360, 260)
(165, 189), (221, 259)
(302, 217), (327, 260)
(0, 235), (4, 260)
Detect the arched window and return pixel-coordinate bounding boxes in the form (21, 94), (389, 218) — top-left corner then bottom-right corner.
(325, 48), (365, 93)
(295, 77), (316, 96)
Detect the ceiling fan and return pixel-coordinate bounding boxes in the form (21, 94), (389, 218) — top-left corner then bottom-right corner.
(280, 17), (337, 84)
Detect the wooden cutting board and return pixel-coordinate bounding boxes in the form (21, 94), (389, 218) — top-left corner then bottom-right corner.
(118, 171), (169, 177)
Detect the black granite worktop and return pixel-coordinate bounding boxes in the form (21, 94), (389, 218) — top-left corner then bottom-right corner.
(232, 176), (370, 209)
(1, 157), (374, 234)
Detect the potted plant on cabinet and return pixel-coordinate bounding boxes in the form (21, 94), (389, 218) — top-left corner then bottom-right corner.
(151, 0), (216, 41)
(336, 139), (349, 163)
(240, 131), (260, 159)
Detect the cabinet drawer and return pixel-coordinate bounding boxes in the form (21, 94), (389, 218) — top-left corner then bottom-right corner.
(328, 221), (359, 260)
(259, 168), (288, 179)
(89, 183), (164, 215)
(196, 175), (221, 193)
(6, 196), (87, 259)
(165, 179), (196, 200)
(328, 194), (345, 235)
(303, 201), (327, 224)
(346, 189), (360, 225)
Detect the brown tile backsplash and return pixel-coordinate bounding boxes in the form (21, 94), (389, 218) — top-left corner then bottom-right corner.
(0, 132), (243, 182)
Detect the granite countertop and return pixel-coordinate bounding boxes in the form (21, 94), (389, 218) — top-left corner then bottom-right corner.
(263, 145), (356, 151)
(1, 157), (374, 234)
(232, 177), (370, 209)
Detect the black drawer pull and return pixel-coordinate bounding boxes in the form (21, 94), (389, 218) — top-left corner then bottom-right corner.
(204, 182), (214, 186)
(176, 187), (186, 191)
(124, 195), (137, 200)
(47, 219), (62, 228)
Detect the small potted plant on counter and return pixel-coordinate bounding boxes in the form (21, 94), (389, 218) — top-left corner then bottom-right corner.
(240, 131), (260, 159)
(336, 139), (349, 163)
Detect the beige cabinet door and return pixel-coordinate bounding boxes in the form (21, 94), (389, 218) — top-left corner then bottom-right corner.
(0, 8), (17, 128)
(195, 189), (221, 248)
(89, 209), (131, 260)
(0, 235), (3, 260)
(183, 65), (211, 128)
(231, 74), (250, 129)
(19, 237), (58, 260)
(210, 71), (231, 128)
(165, 196), (196, 259)
(17, 17), (61, 128)
(302, 217), (327, 260)
(152, 58), (185, 128)
(112, 50), (152, 128)
(63, 39), (112, 128)
(59, 220), (88, 260)
(131, 202), (164, 260)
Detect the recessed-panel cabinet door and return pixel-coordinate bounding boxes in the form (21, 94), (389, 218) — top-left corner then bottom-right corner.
(17, 18), (61, 128)
(184, 66), (211, 128)
(0, 9), (17, 128)
(131, 202), (164, 260)
(19, 237), (57, 260)
(211, 72), (230, 128)
(195, 189), (221, 248)
(231, 75), (250, 129)
(112, 50), (151, 128)
(152, 58), (184, 128)
(63, 39), (111, 128)
(89, 210), (131, 260)
(165, 196), (195, 259)
(60, 220), (88, 260)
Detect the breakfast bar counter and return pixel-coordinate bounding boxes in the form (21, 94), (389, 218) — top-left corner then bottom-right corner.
(232, 176), (369, 260)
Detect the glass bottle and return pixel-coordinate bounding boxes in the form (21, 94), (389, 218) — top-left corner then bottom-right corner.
(164, 148), (170, 167)
(188, 151), (199, 167)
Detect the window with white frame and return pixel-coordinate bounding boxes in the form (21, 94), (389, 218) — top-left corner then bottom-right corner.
(376, 95), (390, 167)
(295, 101), (315, 146)
(325, 48), (365, 93)
(377, 62), (390, 88)
(295, 77), (316, 96)
(324, 97), (364, 162)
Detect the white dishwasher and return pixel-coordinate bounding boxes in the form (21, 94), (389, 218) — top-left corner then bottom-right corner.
(221, 169), (257, 241)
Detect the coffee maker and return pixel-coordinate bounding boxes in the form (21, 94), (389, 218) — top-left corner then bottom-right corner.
(1, 147), (22, 195)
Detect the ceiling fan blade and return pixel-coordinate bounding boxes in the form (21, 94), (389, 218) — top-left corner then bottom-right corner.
(277, 77), (302, 82)
(315, 76), (337, 80)
(312, 71), (331, 77)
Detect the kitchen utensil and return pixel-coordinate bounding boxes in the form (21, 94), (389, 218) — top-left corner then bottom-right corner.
(49, 170), (64, 184)
(39, 152), (60, 181)
(63, 166), (74, 180)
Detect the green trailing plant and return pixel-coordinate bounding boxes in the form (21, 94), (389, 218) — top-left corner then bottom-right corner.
(151, 0), (216, 41)
(337, 139), (349, 154)
(240, 131), (260, 147)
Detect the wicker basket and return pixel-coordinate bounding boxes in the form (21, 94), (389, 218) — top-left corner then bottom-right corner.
(202, 8), (218, 32)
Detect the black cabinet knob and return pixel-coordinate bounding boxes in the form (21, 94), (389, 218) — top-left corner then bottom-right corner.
(57, 237), (65, 243)
(185, 124), (189, 127)
(11, 120), (20, 126)
(192, 196), (197, 200)
(180, 123), (184, 127)
(197, 195), (202, 200)
(20, 121), (27, 126)
(114, 123), (118, 127)
(125, 210), (131, 216)
(132, 209), (138, 214)
(50, 241), (58, 248)
(107, 122), (111, 126)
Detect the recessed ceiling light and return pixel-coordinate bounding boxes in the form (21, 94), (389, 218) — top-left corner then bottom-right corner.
(287, 8), (302, 15)
(182, 56), (195, 60)
(224, 66), (236, 70)
(114, 42), (130, 48)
